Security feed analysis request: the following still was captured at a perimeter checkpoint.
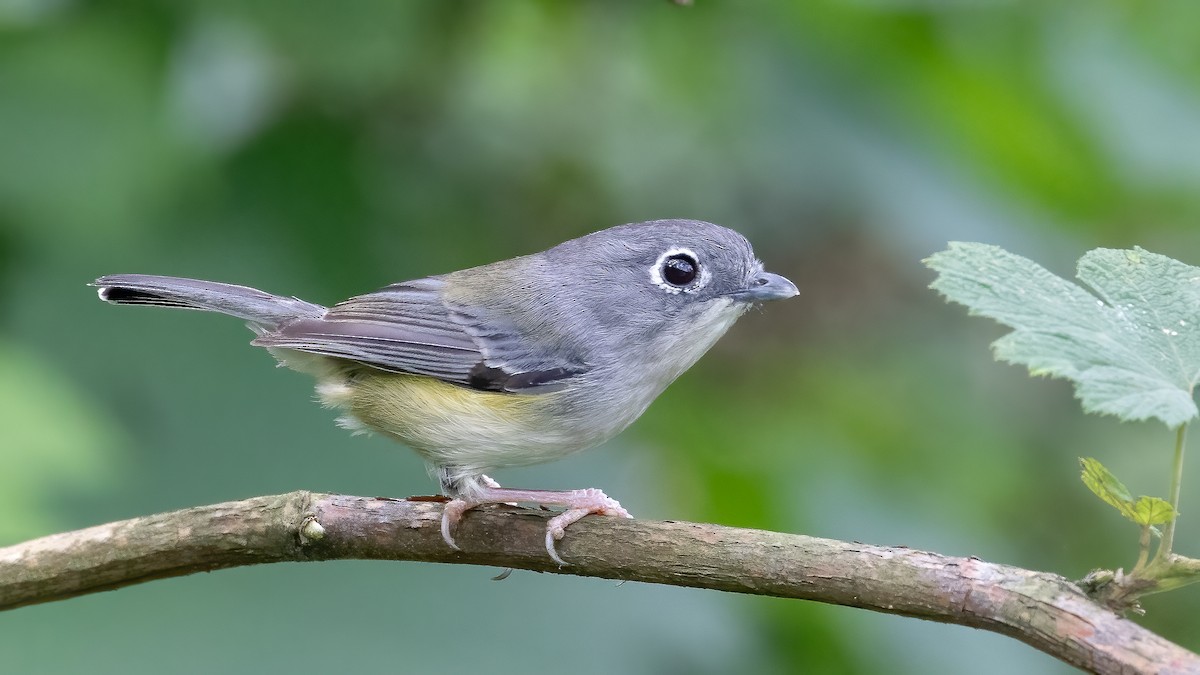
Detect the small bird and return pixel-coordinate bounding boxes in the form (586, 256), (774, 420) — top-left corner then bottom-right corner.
(93, 219), (797, 564)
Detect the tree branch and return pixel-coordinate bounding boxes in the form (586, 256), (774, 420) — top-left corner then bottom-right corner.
(1, 492), (1196, 674)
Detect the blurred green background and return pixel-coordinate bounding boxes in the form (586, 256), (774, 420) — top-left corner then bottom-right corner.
(2, 1), (1199, 673)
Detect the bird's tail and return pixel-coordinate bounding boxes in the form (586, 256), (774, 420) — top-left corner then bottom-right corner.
(92, 274), (326, 330)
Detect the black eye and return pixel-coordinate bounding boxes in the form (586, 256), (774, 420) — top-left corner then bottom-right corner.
(662, 254), (698, 287)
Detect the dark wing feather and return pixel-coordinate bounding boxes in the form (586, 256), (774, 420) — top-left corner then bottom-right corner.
(252, 277), (586, 392)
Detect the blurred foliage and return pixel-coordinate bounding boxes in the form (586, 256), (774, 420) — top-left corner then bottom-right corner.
(2, 1), (1200, 673)
(0, 341), (123, 542)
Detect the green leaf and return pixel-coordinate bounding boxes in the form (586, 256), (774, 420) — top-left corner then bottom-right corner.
(925, 243), (1200, 427)
(1131, 496), (1177, 526)
(1080, 457), (1138, 520)
(1079, 458), (1177, 527)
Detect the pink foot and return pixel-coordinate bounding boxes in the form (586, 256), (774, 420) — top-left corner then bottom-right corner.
(439, 483), (632, 566)
(542, 488), (631, 565)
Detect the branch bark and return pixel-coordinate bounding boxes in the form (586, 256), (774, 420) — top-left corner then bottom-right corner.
(1, 492), (1196, 674)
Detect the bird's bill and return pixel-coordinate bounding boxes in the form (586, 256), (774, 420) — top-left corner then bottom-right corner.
(727, 272), (798, 303)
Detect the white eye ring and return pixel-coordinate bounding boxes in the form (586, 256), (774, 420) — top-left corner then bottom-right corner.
(649, 247), (709, 294)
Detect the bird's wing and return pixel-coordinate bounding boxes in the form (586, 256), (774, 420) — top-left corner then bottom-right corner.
(251, 277), (586, 392)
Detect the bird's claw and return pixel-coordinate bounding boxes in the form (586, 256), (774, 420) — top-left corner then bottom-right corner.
(440, 485), (632, 567)
(441, 499), (472, 551)
(543, 488), (630, 565)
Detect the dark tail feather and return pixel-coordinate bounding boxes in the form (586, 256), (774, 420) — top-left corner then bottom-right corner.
(92, 274), (326, 329)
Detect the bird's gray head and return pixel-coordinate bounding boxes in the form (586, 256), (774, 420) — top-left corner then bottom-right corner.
(543, 218), (795, 310)
(529, 219), (797, 362)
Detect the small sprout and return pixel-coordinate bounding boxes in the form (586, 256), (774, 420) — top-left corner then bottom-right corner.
(299, 514), (326, 544)
(1078, 568), (1114, 594)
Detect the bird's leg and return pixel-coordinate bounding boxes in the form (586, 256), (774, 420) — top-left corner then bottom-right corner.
(439, 476), (632, 566)
(439, 473), (516, 550)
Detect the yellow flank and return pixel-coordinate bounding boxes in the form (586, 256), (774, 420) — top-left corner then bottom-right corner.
(322, 369), (570, 469)
(352, 371), (537, 427)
